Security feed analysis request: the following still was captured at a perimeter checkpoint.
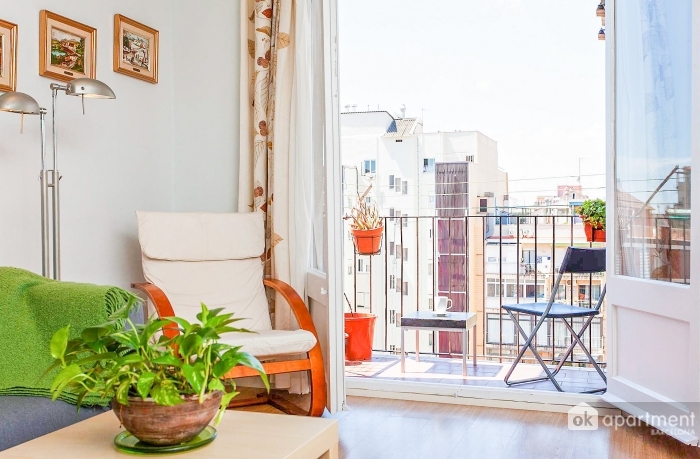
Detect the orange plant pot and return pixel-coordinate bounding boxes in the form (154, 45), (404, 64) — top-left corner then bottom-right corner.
(344, 313), (376, 361)
(584, 222), (606, 242)
(351, 226), (384, 255)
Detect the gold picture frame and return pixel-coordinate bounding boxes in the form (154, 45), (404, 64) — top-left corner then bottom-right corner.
(39, 10), (96, 82)
(0, 18), (18, 92)
(113, 15), (158, 84)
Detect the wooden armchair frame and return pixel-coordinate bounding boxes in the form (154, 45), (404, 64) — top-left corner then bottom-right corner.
(132, 279), (327, 417)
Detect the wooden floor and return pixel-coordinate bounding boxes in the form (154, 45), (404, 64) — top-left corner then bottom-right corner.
(235, 392), (700, 459)
(322, 396), (700, 459)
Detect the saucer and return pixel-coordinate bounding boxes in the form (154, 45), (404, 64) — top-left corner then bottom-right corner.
(433, 312), (448, 317)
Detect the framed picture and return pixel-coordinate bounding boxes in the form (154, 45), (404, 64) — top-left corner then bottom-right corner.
(113, 15), (158, 84)
(0, 19), (17, 92)
(39, 10), (96, 82)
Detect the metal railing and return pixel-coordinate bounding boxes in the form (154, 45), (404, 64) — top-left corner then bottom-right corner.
(344, 213), (608, 367)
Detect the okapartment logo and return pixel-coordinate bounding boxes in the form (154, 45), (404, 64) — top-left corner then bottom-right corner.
(568, 402), (599, 431)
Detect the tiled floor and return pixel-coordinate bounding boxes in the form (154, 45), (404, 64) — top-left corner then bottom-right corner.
(345, 352), (606, 392)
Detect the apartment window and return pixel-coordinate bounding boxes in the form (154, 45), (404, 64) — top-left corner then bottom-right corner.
(403, 248), (409, 261)
(428, 297), (433, 311)
(363, 159), (376, 174)
(396, 245), (402, 260)
(389, 241), (395, 255)
(389, 175), (395, 190)
(487, 256), (498, 263)
(403, 217), (408, 228)
(402, 282), (409, 296)
(429, 195), (435, 205)
(465, 155), (474, 162)
(356, 292), (366, 308)
(486, 277), (501, 297)
(402, 180), (408, 195)
(486, 314), (516, 345)
(389, 275), (395, 289)
(396, 277), (401, 293)
(479, 198), (488, 213)
(389, 207), (395, 221)
(395, 177), (401, 192)
(423, 158), (435, 173)
(522, 250), (536, 264)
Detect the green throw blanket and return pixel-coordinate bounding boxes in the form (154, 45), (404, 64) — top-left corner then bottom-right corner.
(0, 267), (138, 406)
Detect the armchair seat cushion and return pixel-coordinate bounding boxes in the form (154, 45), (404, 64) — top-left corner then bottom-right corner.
(220, 329), (317, 358)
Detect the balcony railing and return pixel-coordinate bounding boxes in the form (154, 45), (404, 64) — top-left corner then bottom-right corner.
(344, 213), (607, 368)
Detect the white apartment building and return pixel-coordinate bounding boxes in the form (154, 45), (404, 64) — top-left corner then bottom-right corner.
(341, 110), (508, 356)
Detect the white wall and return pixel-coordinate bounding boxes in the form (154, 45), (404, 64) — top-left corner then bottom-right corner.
(0, 0), (240, 289)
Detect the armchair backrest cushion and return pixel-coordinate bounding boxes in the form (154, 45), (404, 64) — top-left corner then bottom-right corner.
(136, 211), (272, 331)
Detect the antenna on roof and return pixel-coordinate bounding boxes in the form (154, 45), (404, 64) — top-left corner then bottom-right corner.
(400, 104), (406, 118)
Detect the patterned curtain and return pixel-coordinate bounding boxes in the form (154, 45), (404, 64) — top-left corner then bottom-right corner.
(238, 0), (311, 394)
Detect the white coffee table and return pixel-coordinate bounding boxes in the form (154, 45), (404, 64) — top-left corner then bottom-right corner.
(400, 310), (478, 376)
(0, 410), (338, 459)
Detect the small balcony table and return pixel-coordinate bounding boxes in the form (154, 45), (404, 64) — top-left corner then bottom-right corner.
(400, 310), (478, 376)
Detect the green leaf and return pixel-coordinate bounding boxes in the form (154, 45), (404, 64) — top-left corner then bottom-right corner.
(196, 303), (209, 325)
(182, 362), (206, 394)
(167, 317), (193, 333)
(151, 354), (183, 367)
(50, 364), (83, 400)
(234, 352), (269, 392)
(198, 327), (220, 340)
(178, 334), (203, 358)
(50, 326), (70, 362)
(214, 390), (240, 425)
(74, 352), (117, 366)
(208, 378), (225, 393)
(111, 333), (140, 350)
(141, 319), (171, 346)
(212, 357), (240, 379)
(116, 378), (131, 405)
(80, 323), (115, 343)
(136, 372), (156, 400)
(151, 380), (184, 406)
(116, 353), (144, 366)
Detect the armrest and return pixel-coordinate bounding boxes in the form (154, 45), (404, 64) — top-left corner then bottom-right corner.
(131, 282), (179, 339)
(263, 279), (320, 340)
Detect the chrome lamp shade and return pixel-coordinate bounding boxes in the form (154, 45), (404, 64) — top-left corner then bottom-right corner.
(0, 92), (41, 115)
(65, 78), (116, 99)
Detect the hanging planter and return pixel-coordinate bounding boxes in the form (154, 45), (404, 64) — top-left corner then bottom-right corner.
(575, 199), (606, 243)
(345, 184), (384, 255)
(351, 226), (384, 255)
(583, 222), (606, 242)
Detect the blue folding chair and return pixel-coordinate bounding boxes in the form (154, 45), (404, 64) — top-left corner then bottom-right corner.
(502, 247), (606, 393)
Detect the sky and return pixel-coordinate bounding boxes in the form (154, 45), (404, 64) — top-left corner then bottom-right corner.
(338, 0), (606, 204)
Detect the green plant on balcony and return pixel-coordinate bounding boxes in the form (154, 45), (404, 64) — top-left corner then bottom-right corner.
(575, 199), (606, 230)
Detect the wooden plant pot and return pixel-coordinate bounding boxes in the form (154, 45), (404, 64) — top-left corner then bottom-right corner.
(351, 226), (384, 255)
(584, 222), (606, 242)
(112, 391), (222, 446)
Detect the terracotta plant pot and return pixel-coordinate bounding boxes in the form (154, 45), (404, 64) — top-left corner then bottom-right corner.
(344, 313), (377, 361)
(583, 222), (606, 242)
(351, 226), (384, 255)
(112, 391), (222, 446)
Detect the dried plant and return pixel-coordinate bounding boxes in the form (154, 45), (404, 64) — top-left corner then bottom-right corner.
(344, 185), (383, 230)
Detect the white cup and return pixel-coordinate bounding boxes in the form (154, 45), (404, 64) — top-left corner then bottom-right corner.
(435, 296), (453, 314)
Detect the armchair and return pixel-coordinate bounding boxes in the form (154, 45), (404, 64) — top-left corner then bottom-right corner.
(132, 211), (326, 416)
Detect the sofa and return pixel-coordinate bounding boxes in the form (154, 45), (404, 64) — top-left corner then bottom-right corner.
(0, 305), (144, 452)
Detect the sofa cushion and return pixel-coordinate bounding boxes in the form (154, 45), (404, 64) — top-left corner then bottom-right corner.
(0, 396), (108, 451)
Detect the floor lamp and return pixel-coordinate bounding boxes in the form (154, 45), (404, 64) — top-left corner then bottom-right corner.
(0, 91), (50, 277)
(0, 77), (115, 280)
(48, 78), (116, 280)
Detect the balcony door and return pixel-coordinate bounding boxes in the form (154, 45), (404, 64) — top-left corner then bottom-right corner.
(604, 0), (699, 443)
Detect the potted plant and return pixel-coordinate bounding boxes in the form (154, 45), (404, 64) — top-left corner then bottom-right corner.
(345, 184), (384, 255)
(575, 198), (606, 242)
(47, 299), (269, 448)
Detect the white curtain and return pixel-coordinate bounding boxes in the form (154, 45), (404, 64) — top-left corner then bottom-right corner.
(238, 0), (321, 394)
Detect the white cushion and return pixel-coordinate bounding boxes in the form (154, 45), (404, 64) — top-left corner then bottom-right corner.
(220, 330), (317, 358)
(136, 212), (272, 332)
(137, 211), (264, 261)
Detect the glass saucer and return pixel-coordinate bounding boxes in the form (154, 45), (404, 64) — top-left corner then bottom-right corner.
(114, 426), (217, 455)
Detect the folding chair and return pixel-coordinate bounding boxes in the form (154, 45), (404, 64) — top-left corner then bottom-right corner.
(502, 247), (606, 393)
